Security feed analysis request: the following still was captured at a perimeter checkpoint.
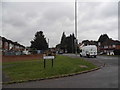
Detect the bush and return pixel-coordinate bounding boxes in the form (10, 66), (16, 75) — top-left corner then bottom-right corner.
(114, 49), (120, 55)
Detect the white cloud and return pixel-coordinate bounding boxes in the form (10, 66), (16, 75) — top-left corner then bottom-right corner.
(2, 2), (118, 47)
(77, 2), (118, 42)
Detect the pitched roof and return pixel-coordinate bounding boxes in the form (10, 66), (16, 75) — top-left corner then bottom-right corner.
(1, 36), (25, 48)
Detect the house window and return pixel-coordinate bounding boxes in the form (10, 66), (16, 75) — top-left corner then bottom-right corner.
(5, 42), (8, 46)
(17, 46), (19, 49)
(104, 46), (108, 48)
(9, 43), (13, 49)
(104, 50), (107, 52)
(109, 45), (112, 48)
(15, 45), (17, 48)
(98, 42), (101, 46)
(15, 46), (19, 49)
(112, 45), (116, 48)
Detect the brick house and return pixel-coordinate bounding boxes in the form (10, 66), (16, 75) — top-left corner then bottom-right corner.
(78, 40), (98, 50)
(0, 36), (25, 55)
(0, 36), (2, 55)
(98, 39), (120, 55)
(79, 38), (120, 55)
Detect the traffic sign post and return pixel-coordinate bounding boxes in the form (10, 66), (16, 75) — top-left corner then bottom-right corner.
(43, 56), (55, 68)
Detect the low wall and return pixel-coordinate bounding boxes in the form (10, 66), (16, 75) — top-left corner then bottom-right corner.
(2, 54), (43, 62)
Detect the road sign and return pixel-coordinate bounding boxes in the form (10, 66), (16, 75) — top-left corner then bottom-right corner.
(43, 56), (55, 68)
(43, 56), (55, 59)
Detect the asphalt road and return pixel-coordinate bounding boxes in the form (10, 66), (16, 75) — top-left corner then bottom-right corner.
(2, 54), (118, 88)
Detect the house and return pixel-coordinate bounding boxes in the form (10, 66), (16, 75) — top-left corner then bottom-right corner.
(79, 37), (120, 55)
(81, 40), (98, 46)
(0, 36), (2, 55)
(78, 43), (84, 49)
(98, 39), (120, 55)
(1, 36), (25, 55)
(78, 40), (98, 50)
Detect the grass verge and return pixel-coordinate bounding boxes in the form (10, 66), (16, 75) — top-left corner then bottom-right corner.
(3, 55), (98, 83)
(100, 55), (120, 57)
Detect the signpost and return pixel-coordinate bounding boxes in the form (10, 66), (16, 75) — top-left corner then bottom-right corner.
(43, 56), (55, 68)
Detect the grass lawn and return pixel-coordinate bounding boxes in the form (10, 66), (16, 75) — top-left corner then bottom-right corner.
(3, 55), (97, 83)
(100, 55), (120, 57)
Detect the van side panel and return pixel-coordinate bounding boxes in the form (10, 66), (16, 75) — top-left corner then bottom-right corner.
(80, 45), (97, 57)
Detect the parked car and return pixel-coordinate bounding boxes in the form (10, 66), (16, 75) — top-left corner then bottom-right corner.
(58, 50), (63, 54)
(99, 52), (107, 55)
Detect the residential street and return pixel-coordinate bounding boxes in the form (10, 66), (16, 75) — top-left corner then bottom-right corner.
(3, 54), (118, 88)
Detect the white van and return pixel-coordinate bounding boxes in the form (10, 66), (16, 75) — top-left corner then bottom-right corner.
(80, 45), (97, 58)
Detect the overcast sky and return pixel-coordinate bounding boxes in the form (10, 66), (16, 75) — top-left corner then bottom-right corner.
(1, 1), (118, 47)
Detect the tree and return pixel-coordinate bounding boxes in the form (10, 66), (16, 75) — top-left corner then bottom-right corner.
(56, 44), (61, 49)
(60, 32), (66, 52)
(56, 32), (78, 53)
(82, 40), (89, 46)
(114, 49), (120, 55)
(65, 33), (76, 53)
(60, 32), (66, 45)
(30, 31), (48, 50)
(82, 40), (98, 46)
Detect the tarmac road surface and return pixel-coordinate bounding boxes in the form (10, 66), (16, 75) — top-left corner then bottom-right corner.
(2, 54), (118, 88)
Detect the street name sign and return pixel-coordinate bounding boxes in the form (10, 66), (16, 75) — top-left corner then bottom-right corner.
(43, 56), (55, 68)
(43, 56), (55, 59)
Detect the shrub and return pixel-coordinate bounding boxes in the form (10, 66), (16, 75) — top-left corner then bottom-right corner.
(114, 49), (120, 55)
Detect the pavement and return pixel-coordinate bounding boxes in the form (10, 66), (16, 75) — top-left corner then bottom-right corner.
(2, 54), (118, 88)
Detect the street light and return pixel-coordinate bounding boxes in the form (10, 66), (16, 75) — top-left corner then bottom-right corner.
(75, 0), (78, 55)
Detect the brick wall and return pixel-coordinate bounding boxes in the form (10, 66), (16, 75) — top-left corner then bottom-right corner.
(2, 54), (43, 62)
(116, 45), (120, 49)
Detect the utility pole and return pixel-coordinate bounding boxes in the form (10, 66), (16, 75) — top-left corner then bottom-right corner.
(75, 0), (77, 55)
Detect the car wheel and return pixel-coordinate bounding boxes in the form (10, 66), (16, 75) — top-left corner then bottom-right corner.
(87, 54), (90, 58)
(94, 55), (96, 58)
(80, 54), (82, 57)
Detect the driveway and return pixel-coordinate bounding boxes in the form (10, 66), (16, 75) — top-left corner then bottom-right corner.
(2, 54), (118, 88)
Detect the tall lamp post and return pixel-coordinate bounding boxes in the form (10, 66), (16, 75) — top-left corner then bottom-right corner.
(75, 0), (78, 55)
